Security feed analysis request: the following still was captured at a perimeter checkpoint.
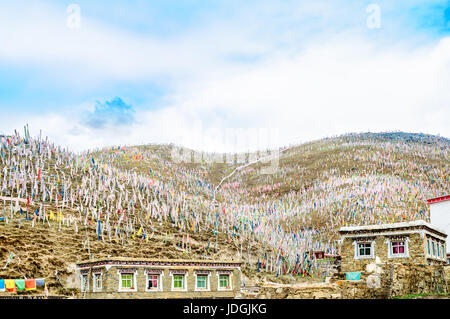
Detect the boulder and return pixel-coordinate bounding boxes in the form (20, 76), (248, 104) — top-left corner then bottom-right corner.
(366, 274), (381, 289)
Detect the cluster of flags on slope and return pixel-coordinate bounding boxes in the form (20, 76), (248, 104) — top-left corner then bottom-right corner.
(1, 127), (449, 280)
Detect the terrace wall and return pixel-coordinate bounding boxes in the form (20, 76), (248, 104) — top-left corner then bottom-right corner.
(334, 263), (447, 298)
(250, 263), (447, 299)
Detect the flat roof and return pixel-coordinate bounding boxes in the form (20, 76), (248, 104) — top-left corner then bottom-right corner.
(77, 257), (242, 266)
(427, 194), (450, 204)
(339, 219), (447, 237)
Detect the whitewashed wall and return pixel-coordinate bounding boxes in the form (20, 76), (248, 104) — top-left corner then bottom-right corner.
(430, 200), (450, 253)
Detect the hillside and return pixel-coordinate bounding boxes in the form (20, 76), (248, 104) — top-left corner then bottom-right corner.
(0, 130), (448, 296)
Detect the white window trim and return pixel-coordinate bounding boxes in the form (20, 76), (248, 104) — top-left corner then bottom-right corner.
(92, 273), (103, 292)
(437, 241), (441, 258)
(217, 273), (233, 291)
(387, 238), (409, 259)
(353, 240), (375, 260)
(170, 271), (187, 292)
(194, 272), (211, 292)
(118, 271), (137, 292)
(426, 237), (446, 261)
(81, 274), (89, 292)
(145, 271), (164, 292)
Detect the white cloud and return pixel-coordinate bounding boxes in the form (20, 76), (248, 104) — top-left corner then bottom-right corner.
(0, 1), (449, 153)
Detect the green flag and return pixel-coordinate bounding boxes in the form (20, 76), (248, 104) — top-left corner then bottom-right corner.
(15, 279), (26, 291)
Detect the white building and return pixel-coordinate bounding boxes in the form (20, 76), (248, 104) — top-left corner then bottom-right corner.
(428, 194), (450, 260)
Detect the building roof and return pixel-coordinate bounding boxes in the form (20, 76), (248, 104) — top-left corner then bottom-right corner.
(339, 219), (447, 238)
(427, 194), (450, 204)
(76, 257), (242, 267)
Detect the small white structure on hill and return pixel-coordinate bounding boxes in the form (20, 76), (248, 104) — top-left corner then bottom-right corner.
(428, 194), (450, 256)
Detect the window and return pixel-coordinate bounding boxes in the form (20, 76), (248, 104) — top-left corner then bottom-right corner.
(427, 239), (431, 256)
(147, 274), (159, 290)
(356, 242), (372, 258)
(389, 240), (408, 258)
(120, 273), (135, 291)
(219, 274), (230, 290)
(196, 275), (208, 290)
(441, 244), (445, 260)
(81, 274), (88, 292)
(438, 243), (441, 257)
(432, 241), (436, 256)
(173, 275), (185, 290)
(93, 273), (102, 292)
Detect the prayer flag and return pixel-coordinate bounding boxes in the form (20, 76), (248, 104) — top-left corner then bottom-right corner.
(15, 279), (26, 291)
(25, 279), (36, 291)
(5, 279), (15, 292)
(35, 278), (45, 287)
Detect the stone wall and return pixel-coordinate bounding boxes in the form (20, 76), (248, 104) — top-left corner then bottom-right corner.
(334, 262), (447, 298)
(340, 233), (426, 273)
(251, 283), (342, 299)
(79, 266), (241, 299)
(251, 262), (447, 299)
(444, 265), (450, 291)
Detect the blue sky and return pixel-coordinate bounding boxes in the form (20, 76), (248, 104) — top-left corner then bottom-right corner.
(0, 1), (449, 152)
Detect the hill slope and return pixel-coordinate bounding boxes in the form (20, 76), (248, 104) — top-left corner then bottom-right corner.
(0, 131), (448, 296)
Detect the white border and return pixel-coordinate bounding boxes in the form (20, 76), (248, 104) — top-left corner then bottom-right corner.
(353, 240), (375, 260)
(117, 270), (137, 292)
(216, 272), (233, 291)
(92, 273), (103, 292)
(386, 238), (409, 258)
(194, 272), (211, 292)
(145, 271), (164, 292)
(170, 271), (187, 292)
(80, 274), (89, 292)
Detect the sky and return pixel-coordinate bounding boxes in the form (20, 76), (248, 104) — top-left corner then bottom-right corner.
(0, 0), (449, 153)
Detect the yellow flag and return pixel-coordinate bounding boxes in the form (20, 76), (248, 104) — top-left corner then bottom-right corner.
(137, 227), (142, 236)
(132, 232), (135, 240)
(145, 235), (149, 243)
(50, 211), (54, 220)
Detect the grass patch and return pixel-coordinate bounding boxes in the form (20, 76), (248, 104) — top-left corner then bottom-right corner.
(393, 292), (450, 299)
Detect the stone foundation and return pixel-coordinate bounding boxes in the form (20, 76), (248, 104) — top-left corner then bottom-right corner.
(334, 262), (447, 298)
(251, 262), (447, 299)
(251, 283), (342, 299)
